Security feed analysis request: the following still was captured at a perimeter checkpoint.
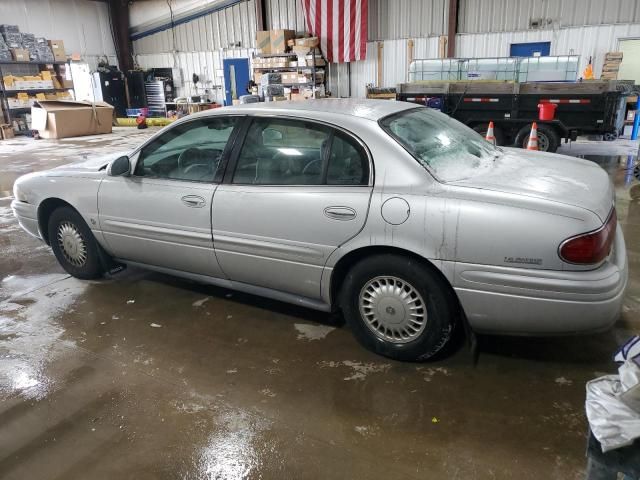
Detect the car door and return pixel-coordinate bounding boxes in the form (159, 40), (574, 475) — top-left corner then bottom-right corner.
(212, 116), (374, 299)
(98, 116), (242, 277)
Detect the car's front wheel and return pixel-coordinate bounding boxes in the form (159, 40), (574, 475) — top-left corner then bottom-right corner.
(48, 206), (105, 280)
(340, 254), (457, 361)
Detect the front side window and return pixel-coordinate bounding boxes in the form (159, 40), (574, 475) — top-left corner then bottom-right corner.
(232, 117), (369, 186)
(380, 107), (499, 182)
(135, 117), (238, 182)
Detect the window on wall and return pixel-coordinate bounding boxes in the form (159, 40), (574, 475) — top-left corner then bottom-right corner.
(619, 39), (640, 83)
(509, 42), (551, 57)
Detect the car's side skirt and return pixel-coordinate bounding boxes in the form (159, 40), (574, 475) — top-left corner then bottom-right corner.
(116, 259), (332, 312)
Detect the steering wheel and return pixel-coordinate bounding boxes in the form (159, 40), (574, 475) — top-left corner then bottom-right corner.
(302, 159), (322, 175)
(178, 147), (201, 171)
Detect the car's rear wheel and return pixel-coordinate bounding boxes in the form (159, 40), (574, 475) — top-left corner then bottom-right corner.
(48, 206), (105, 279)
(340, 254), (457, 361)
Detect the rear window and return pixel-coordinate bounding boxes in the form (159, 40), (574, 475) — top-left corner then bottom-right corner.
(379, 107), (500, 182)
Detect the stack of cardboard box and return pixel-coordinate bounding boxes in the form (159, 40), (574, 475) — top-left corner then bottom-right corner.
(601, 52), (623, 81)
(0, 25), (60, 62)
(256, 30), (296, 54)
(3, 71), (55, 90)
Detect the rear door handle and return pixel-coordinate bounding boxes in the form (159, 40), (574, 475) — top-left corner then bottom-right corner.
(324, 206), (357, 221)
(181, 195), (206, 208)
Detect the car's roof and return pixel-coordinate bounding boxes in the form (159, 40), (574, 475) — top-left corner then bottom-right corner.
(200, 98), (418, 122)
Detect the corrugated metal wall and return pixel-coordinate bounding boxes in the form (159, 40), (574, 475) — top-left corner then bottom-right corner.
(457, 23), (640, 79)
(0, 0), (117, 69)
(132, 0), (640, 99)
(133, 0), (257, 102)
(133, 1), (257, 53)
(368, 0), (447, 40)
(327, 36), (440, 98)
(265, 0), (307, 33)
(263, 0), (448, 40)
(459, 0), (640, 33)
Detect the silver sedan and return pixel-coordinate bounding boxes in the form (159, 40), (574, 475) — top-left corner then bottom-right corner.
(12, 99), (627, 361)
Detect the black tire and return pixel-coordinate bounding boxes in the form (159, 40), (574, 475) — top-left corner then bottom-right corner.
(340, 254), (457, 362)
(515, 123), (560, 153)
(473, 123), (505, 146)
(48, 206), (105, 280)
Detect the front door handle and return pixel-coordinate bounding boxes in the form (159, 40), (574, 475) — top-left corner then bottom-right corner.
(181, 195), (206, 208)
(324, 206), (357, 221)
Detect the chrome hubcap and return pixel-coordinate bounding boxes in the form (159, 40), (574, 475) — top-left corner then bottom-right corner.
(525, 132), (549, 151)
(57, 221), (87, 267)
(358, 276), (427, 344)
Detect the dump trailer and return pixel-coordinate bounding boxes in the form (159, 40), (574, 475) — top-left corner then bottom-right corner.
(396, 80), (632, 152)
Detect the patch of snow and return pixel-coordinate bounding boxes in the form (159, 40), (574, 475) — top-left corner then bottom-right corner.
(317, 360), (391, 381)
(555, 376), (573, 386)
(416, 366), (451, 382)
(149, 323), (162, 328)
(126, 299), (135, 304)
(192, 297), (209, 307)
(260, 388), (276, 398)
(294, 323), (335, 341)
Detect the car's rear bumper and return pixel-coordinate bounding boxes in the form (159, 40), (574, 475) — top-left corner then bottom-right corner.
(454, 224), (628, 335)
(11, 199), (41, 240)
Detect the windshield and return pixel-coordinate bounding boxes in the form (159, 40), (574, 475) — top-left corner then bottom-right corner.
(380, 107), (499, 182)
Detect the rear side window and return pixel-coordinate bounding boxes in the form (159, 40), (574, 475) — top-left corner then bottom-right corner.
(327, 132), (369, 185)
(232, 117), (369, 186)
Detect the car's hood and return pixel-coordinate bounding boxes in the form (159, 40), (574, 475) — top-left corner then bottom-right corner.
(49, 151), (129, 174)
(449, 147), (614, 222)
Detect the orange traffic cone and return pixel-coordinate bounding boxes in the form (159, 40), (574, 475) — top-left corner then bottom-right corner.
(526, 122), (538, 150)
(485, 121), (496, 145)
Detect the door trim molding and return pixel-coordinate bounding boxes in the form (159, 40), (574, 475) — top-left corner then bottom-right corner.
(116, 259), (332, 312)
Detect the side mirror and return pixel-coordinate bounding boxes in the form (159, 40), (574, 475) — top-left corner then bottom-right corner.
(109, 155), (131, 177)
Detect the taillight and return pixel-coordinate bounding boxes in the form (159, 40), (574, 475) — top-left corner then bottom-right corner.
(559, 209), (617, 264)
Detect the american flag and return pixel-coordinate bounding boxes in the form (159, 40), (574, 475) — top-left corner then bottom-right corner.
(301, 0), (368, 63)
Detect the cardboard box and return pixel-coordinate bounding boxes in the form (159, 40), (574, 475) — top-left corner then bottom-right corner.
(47, 40), (66, 61)
(605, 51), (623, 60)
(31, 100), (113, 139)
(270, 29), (295, 53)
(295, 37), (319, 48)
(256, 31), (271, 54)
(1, 124), (15, 140)
(10, 48), (29, 61)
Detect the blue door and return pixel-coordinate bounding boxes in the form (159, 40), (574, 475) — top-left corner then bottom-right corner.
(510, 42), (551, 57)
(222, 58), (250, 106)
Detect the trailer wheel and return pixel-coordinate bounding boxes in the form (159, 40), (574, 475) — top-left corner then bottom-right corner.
(515, 124), (560, 153)
(603, 132), (618, 142)
(473, 123), (504, 146)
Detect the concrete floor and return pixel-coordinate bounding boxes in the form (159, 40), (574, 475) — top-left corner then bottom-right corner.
(0, 128), (639, 479)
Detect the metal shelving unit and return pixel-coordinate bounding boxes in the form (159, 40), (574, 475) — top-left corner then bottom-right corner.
(0, 60), (74, 134)
(252, 48), (326, 98)
(144, 80), (167, 117)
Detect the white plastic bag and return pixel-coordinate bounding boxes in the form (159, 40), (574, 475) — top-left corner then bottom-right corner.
(586, 363), (640, 452)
